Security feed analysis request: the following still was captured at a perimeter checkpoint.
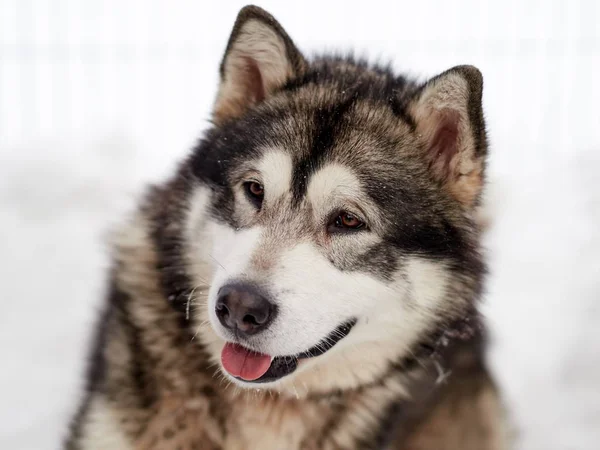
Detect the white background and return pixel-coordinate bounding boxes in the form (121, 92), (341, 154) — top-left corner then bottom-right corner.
(1, 1), (599, 448)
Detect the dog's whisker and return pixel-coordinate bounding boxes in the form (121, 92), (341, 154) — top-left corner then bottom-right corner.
(208, 253), (227, 271)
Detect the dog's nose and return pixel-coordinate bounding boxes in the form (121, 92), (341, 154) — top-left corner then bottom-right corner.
(215, 284), (276, 335)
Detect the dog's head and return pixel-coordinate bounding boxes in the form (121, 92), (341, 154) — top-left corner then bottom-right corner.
(182, 6), (487, 394)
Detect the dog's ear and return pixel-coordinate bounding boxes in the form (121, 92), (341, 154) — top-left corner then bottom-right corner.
(213, 6), (306, 124)
(408, 65), (487, 207)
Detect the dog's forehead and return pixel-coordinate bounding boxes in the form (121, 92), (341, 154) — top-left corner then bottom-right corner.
(232, 96), (420, 203)
(256, 149), (365, 209)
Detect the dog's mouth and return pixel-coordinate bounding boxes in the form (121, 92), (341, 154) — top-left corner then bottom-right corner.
(220, 319), (357, 384)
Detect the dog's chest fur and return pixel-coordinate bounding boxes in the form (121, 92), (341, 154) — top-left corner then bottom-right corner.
(122, 366), (504, 450)
(131, 386), (407, 450)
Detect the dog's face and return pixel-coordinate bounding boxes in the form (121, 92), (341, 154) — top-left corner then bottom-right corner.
(183, 6), (486, 394)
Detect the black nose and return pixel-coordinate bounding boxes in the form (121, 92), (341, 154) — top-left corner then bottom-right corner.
(215, 284), (276, 336)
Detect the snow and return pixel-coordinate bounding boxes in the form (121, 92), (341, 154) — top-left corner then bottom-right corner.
(0, 1), (599, 448)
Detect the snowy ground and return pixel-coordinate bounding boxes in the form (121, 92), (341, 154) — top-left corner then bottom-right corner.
(1, 1), (599, 449)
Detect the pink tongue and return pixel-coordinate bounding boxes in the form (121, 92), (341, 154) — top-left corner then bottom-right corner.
(221, 343), (272, 381)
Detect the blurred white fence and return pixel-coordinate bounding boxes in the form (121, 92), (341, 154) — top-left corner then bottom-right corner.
(1, 0), (598, 172)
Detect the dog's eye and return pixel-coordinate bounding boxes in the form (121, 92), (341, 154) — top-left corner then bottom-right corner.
(243, 181), (264, 207)
(329, 211), (366, 232)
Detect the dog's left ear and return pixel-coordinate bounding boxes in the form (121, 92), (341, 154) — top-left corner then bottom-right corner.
(213, 6), (306, 124)
(408, 65), (487, 207)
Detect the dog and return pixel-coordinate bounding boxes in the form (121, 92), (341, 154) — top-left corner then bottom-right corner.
(65, 5), (507, 449)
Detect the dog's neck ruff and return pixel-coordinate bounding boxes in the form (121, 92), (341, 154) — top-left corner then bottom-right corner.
(407, 309), (483, 371)
(361, 309), (485, 448)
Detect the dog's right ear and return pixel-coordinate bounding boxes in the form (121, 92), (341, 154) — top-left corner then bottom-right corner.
(213, 6), (306, 125)
(407, 66), (487, 208)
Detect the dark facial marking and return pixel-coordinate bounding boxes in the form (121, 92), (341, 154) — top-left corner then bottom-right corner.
(291, 95), (357, 204)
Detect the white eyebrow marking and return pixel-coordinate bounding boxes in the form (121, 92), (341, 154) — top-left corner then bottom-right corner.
(257, 149), (293, 201)
(306, 163), (362, 213)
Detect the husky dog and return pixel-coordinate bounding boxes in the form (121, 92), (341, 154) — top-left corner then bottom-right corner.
(66, 5), (506, 450)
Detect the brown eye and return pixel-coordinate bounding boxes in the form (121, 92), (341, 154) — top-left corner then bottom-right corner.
(330, 211), (366, 232)
(248, 182), (263, 197)
(244, 181), (264, 207)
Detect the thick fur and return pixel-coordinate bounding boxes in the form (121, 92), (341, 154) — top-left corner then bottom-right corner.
(66, 5), (507, 450)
